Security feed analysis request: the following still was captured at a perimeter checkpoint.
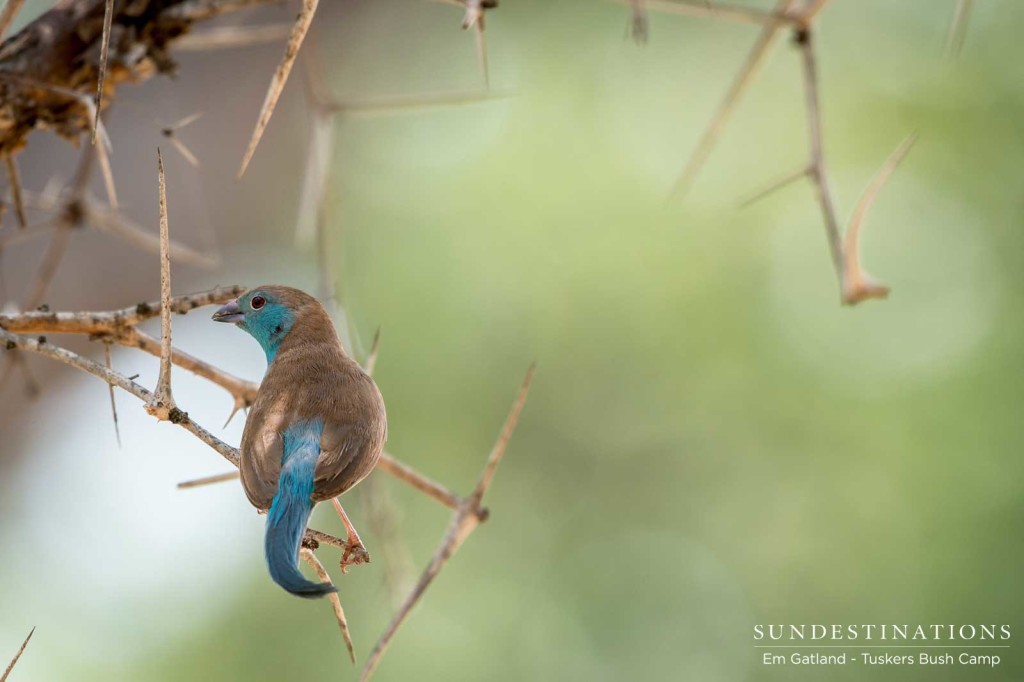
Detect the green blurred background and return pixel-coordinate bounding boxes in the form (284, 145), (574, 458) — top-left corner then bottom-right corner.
(1, 0), (1022, 680)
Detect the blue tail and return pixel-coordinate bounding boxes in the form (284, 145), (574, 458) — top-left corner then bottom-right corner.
(265, 420), (336, 599)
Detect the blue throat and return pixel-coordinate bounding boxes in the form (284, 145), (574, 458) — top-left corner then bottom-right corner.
(240, 305), (295, 363)
(264, 418), (335, 599)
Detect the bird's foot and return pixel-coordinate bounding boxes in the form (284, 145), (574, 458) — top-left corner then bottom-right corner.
(340, 541), (370, 573)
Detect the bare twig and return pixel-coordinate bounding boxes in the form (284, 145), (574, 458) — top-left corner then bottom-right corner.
(796, 26), (844, 287)
(360, 365), (534, 682)
(0, 627), (33, 682)
(300, 548), (356, 664)
(238, 0), (319, 177)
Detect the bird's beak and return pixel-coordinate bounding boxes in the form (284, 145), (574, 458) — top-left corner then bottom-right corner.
(212, 299), (244, 324)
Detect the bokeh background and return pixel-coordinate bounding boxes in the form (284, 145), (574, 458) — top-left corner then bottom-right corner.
(1, 0), (1022, 680)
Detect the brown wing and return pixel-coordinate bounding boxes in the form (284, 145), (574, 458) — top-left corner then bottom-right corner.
(311, 409), (385, 499)
(238, 387), (288, 511)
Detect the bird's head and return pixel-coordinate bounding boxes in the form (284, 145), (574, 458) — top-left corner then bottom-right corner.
(213, 285), (328, 363)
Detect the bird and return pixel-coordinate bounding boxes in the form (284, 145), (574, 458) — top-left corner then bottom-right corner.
(212, 285), (387, 598)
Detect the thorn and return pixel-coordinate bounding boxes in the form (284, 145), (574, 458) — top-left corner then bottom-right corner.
(737, 165), (810, 208)
(177, 470), (240, 489)
(5, 155), (27, 228)
(173, 23), (292, 51)
(469, 363), (535, 503)
(945, 0), (973, 57)
(238, 0), (319, 178)
(1, 626), (35, 682)
(627, 0), (649, 44)
(842, 133), (918, 305)
(145, 148), (176, 419)
(669, 0), (799, 199)
(300, 549), (356, 664)
(472, 15), (489, 88)
(95, 134), (118, 209)
(359, 365), (535, 682)
(104, 342), (121, 447)
(223, 395), (246, 428)
(93, 0), (115, 145)
(364, 327), (381, 376)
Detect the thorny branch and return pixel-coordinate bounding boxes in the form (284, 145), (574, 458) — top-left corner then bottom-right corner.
(636, 0), (916, 305)
(1, 185), (531, 682)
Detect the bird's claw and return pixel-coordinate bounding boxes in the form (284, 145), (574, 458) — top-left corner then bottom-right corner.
(340, 542), (370, 573)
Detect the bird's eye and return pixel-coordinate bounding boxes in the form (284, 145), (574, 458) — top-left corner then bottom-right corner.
(250, 295), (266, 310)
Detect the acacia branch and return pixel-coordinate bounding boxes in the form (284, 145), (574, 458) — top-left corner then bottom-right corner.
(639, 0), (917, 304)
(0, 293), (490, 520)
